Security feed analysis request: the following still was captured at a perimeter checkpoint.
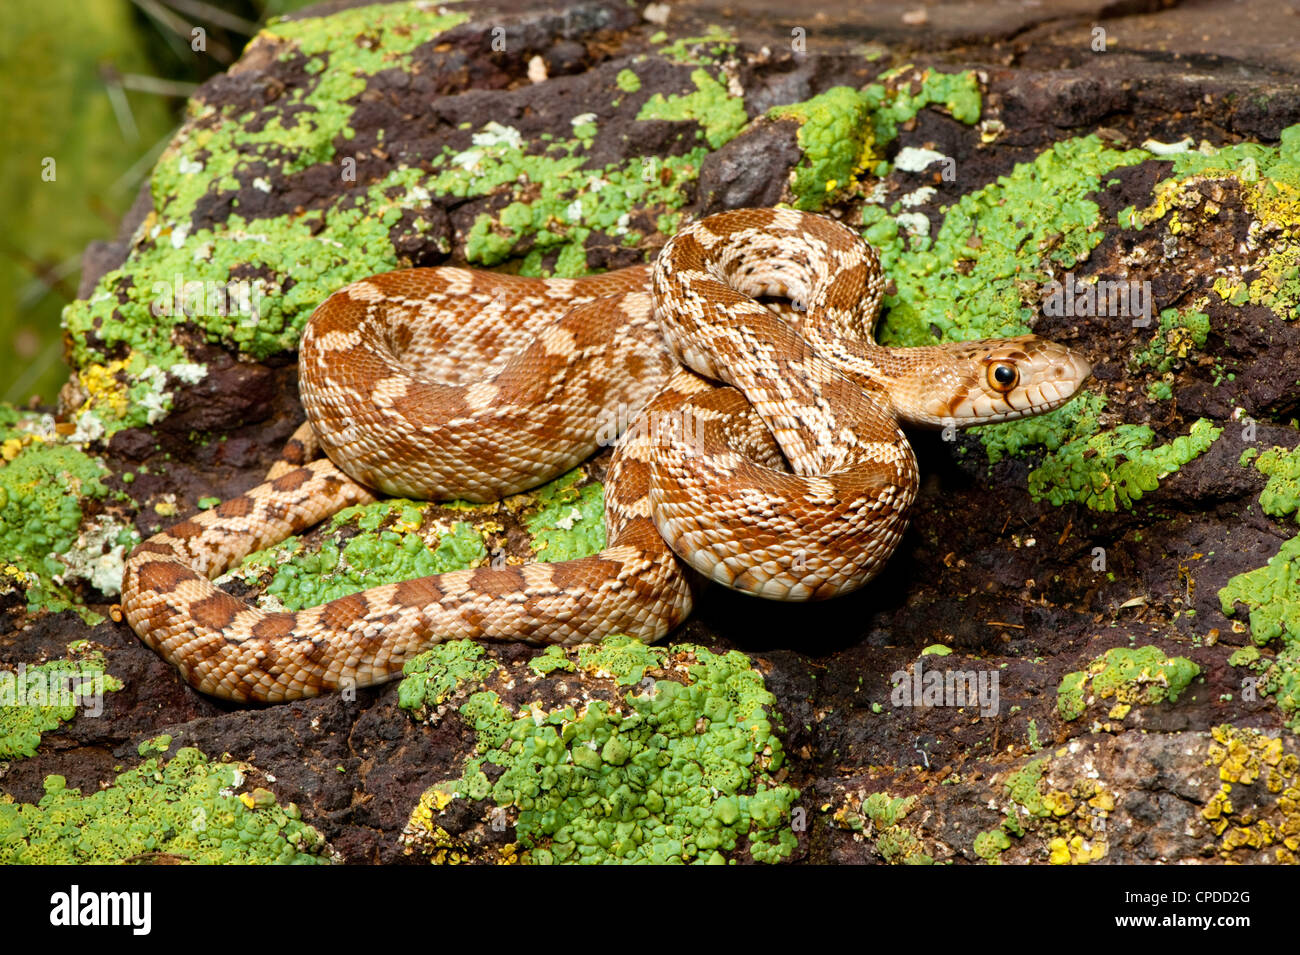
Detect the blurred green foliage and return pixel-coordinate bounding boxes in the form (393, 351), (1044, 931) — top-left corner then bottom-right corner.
(0, 0), (317, 407)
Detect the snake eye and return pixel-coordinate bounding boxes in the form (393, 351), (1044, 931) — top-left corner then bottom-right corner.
(987, 362), (1019, 393)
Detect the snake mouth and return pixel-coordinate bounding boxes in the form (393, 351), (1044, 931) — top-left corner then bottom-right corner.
(973, 345), (1093, 423)
(1032, 348), (1092, 411)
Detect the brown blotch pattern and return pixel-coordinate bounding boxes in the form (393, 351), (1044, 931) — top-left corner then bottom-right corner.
(283, 438), (309, 465)
(168, 519), (204, 540)
(319, 592), (370, 631)
(469, 567), (526, 598)
(216, 496), (253, 519)
(135, 559), (197, 595)
(251, 613), (297, 643)
(133, 540), (178, 557)
(271, 468), (311, 492)
(189, 591), (245, 631)
(394, 577), (444, 607)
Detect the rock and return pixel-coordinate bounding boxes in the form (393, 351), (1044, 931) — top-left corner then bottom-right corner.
(3, 0), (1299, 865)
(694, 120), (803, 213)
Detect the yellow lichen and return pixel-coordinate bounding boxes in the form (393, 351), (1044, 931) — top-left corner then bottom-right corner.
(1203, 725), (1300, 860)
(74, 357), (133, 422)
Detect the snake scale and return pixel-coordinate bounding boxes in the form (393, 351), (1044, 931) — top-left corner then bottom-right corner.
(121, 208), (1091, 702)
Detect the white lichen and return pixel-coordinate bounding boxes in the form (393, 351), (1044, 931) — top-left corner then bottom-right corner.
(899, 186), (937, 208)
(67, 411), (106, 446)
(894, 212), (931, 237)
(54, 515), (138, 597)
(894, 146), (948, 173)
(168, 362), (208, 386)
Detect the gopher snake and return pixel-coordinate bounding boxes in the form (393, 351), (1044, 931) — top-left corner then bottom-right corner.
(121, 208), (1090, 702)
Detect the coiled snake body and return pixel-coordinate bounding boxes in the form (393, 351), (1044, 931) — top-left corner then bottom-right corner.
(122, 208), (1090, 702)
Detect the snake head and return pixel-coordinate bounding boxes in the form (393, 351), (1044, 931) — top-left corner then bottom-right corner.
(900, 334), (1092, 427)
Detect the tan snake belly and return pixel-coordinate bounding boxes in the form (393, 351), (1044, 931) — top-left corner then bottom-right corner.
(121, 208), (1090, 702)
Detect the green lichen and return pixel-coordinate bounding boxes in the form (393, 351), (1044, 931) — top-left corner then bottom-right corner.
(64, 167), (447, 434)
(1252, 445), (1300, 521)
(979, 755), (1113, 864)
(0, 422), (112, 620)
(767, 70), (981, 212)
(0, 744), (328, 864)
(138, 733), (173, 756)
(653, 27), (736, 66)
(616, 69), (641, 93)
(875, 134), (1148, 348)
(1219, 534), (1300, 640)
(1167, 123), (1300, 188)
(637, 68), (748, 150)
(1146, 380), (1173, 401)
(0, 650), (122, 760)
(155, 1), (472, 223)
(872, 66), (982, 135)
(1261, 646), (1300, 734)
(577, 633), (658, 686)
(523, 469), (605, 561)
(973, 826), (1011, 863)
(830, 792), (933, 864)
(404, 635), (799, 864)
(1220, 536), (1300, 648)
(1006, 757), (1050, 818)
(1132, 306), (1211, 374)
(60, 3), (471, 438)
(1088, 646), (1199, 705)
(1217, 440), (1300, 730)
(1146, 125), (1300, 323)
(1056, 671), (1088, 722)
(1026, 418), (1222, 512)
(430, 121), (709, 274)
(1220, 445), (1300, 731)
(248, 506), (487, 611)
(529, 645), (577, 677)
(767, 87), (879, 211)
(398, 641), (500, 715)
(1228, 645), (1262, 668)
(267, 0), (462, 61)
(1056, 645), (1201, 722)
(979, 392), (1107, 466)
